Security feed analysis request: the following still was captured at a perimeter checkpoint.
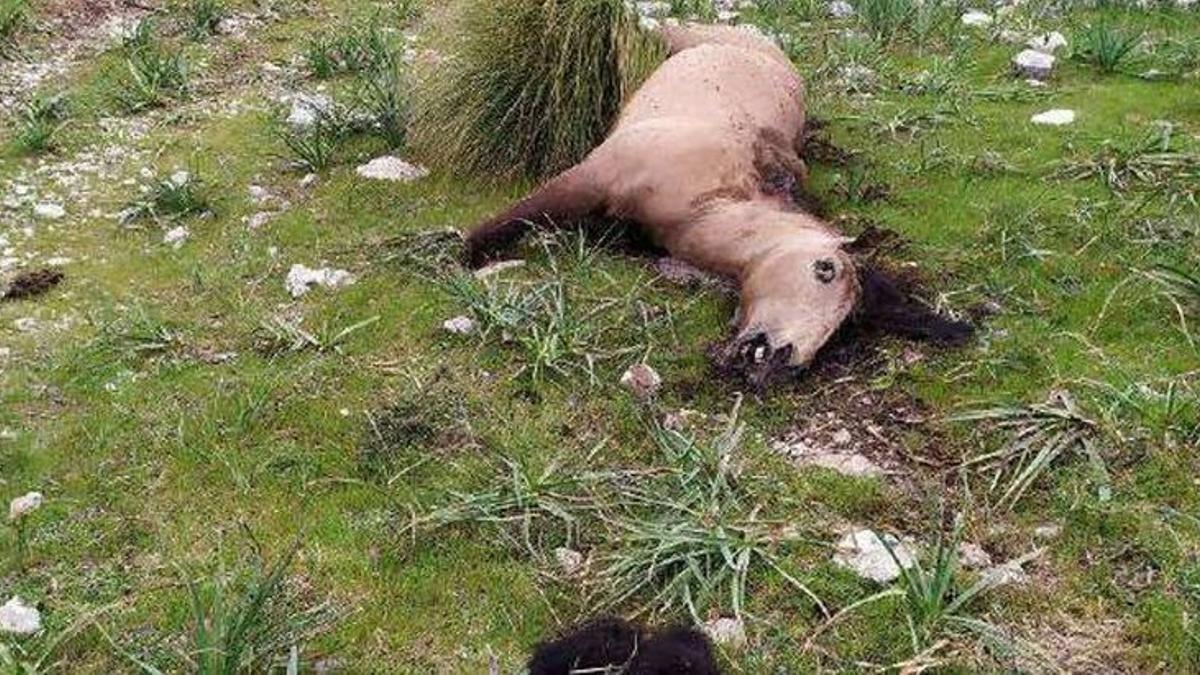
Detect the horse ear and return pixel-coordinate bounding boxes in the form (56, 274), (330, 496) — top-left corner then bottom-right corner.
(857, 266), (974, 343)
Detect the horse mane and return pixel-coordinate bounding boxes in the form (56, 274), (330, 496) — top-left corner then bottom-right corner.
(527, 617), (719, 675)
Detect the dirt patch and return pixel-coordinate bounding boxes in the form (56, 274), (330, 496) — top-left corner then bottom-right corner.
(2, 268), (64, 301)
(39, 0), (129, 37)
(358, 389), (478, 481)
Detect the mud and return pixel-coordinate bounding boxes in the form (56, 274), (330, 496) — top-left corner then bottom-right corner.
(2, 268), (64, 301)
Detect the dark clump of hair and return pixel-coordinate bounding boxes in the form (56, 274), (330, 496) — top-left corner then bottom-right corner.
(2, 268), (64, 301)
(527, 617), (719, 675)
(855, 265), (974, 343)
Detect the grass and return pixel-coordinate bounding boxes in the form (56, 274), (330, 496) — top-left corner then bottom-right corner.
(179, 0), (226, 41)
(1075, 22), (1143, 74)
(413, 0), (667, 178)
(121, 171), (212, 223)
(0, 0), (27, 49)
(275, 110), (344, 171)
(114, 43), (190, 112)
(11, 94), (68, 154)
(0, 0), (1198, 671)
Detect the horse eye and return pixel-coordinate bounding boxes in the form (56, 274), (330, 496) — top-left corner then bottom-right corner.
(813, 259), (837, 284)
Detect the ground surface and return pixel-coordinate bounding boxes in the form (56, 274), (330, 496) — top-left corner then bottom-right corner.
(1, 0), (1198, 672)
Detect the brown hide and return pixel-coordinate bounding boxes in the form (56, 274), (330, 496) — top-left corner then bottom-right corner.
(465, 24), (869, 366)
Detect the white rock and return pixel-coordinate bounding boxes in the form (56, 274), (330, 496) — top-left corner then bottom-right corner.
(1012, 49), (1055, 80)
(13, 318), (38, 332)
(620, 363), (662, 399)
(163, 226), (189, 249)
(0, 597), (41, 635)
(33, 203), (65, 220)
(981, 560), (1029, 587)
(299, 173), (318, 188)
(703, 617), (746, 648)
(1033, 523), (1061, 540)
(354, 156), (429, 183)
(285, 264), (355, 298)
(1027, 31), (1067, 54)
(801, 452), (882, 477)
(554, 547), (585, 575)
(833, 529), (915, 583)
(828, 0), (855, 18)
(8, 491), (43, 520)
(635, 1), (672, 17)
(169, 170), (190, 187)
(286, 93), (333, 129)
(961, 10), (993, 26)
(442, 315), (476, 335)
(248, 185), (272, 203)
(246, 212), (275, 229)
(1031, 109), (1075, 126)
(957, 542), (993, 570)
(831, 429), (852, 446)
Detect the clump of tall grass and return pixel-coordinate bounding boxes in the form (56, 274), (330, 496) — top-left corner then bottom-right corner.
(303, 20), (396, 78)
(0, 0), (29, 49)
(13, 94), (68, 154)
(1074, 22), (1142, 74)
(121, 170), (211, 223)
(179, 0), (225, 41)
(355, 63), (409, 149)
(1056, 124), (1200, 192)
(275, 109), (346, 172)
(953, 390), (1110, 510)
(114, 42), (190, 112)
(413, 0), (667, 178)
(858, 0), (917, 44)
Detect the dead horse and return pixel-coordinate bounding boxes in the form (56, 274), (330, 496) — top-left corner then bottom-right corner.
(465, 23), (972, 373)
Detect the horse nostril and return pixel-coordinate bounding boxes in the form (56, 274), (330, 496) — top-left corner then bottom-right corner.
(813, 258), (837, 284)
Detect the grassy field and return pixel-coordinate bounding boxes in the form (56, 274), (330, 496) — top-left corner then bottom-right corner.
(1, 0), (1198, 672)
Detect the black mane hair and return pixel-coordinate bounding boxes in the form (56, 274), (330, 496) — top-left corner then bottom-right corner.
(854, 265), (974, 343)
(527, 617), (719, 675)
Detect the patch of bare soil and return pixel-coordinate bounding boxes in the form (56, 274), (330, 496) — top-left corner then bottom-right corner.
(2, 268), (64, 301)
(40, 0), (129, 38)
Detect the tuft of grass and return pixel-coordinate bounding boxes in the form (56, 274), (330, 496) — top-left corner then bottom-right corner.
(413, 0), (666, 178)
(355, 63), (409, 149)
(12, 94), (69, 154)
(275, 110), (344, 171)
(122, 171), (211, 223)
(253, 315), (380, 355)
(304, 20), (396, 78)
(1056, 124), (1200, 193)
(114, 44), (190, 112)
(857, 0), (917, 44)
(0, 0), (28, 49)
(1074, 23), (1143, 74)
(123, 18), (157, 50)
(179, 0), (226, 41)
(954, 390), (1110, 510)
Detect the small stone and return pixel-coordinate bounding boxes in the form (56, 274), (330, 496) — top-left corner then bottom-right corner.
(1033, 523), (1061, 540)
(831, 429), (852, 446)
(248, 185), (272, 203)
(702, 617), (746, 648)
(1012, 49), (1055, 80)
(961, 10), (993, 27)
(246, 212), (275, 229)
(1031, 109), (1075, 126)
(13, 318), (38, 332)
(620, 363), (662, 399)
(299, 173), (318, 188)
(0, 597), (41, 635)
(33, 203), (65, 220)
(1027, 31), (1067, 54)
(957, 543), (993, 570)
(8, 491), (43, 521)
(355, 156), (429, 183)
(554, 547), (585, 575)
(832, 529), (915, 584)
(981, 560), (1029, 587)
(169, 170), (190, 187)
(287, 93), (332, 129)
(285, 264), (355, 298)
(635, 1), (672, 17)
(828, 0), (855, 18)
(163, 226), (189, 250)
(442, 315), (476, 335)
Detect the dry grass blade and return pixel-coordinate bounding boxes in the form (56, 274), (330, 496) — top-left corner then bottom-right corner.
(1055, 125), (1200, 192)
(953, 390), (1109, 509)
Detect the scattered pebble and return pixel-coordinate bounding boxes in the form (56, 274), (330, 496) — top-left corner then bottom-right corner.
(442, 315), (476, 335)
(828, 0), (855, 18)
(702, 617), (747, 649)
(0, 597), (41, 635)
(163, 226), (190, 249)
(833, 529), (915, 583)
(169, 170), (190, 187)
(285, 264), (355, 298)
(620, 363), (662, 399)
(33, 203), (65, 220)
(246, 212), (275, 229)
(1033, 523), (1061, 540)
(286, 93), (333, 129)
(299, 173), (318, 188)
(960, 10), (993, 27)
(1027, 31), (1068, 54)
(1013, 49), (1055, 80)
(981, 559), (1030, 587)
(355, 156), (430, 183)
(554, 547), (585, 576)
(8, 491), (43, 521)
(13, 318), (38, 332)
(957, 542), (993, 570)
(1031, 109), (1075, 126)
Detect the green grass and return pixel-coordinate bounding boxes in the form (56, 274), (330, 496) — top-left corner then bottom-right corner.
(0, 0), (28, 49)
(10, 94), (69, 154)
(0, 0), (1198, 672)
(412, 0), (667, 178)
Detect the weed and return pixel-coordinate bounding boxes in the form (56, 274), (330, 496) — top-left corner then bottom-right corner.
(413, 0), (666, 178)
(180, 0), (226, 41)
(275, 110), (344, 171)
(954, 390), (1111, 509)
(1075, 23), (1143, 74)
(253, 315), (380, 355)
(857, 0), (916, 44)
(0, 0), (28, 49)
(1147, 265), (1200, 343)
(303, 34), (339, 79)
(669, 0), (717, 20)
(305, 20), (396, 78)
(114, 44), (190, 112)
(1057, 124), (1200, 192)
(355, 63), (409, 149)
(122, 171), (211, 223)
(12, 94), (69, 154)
(122, 18), (156, 51)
